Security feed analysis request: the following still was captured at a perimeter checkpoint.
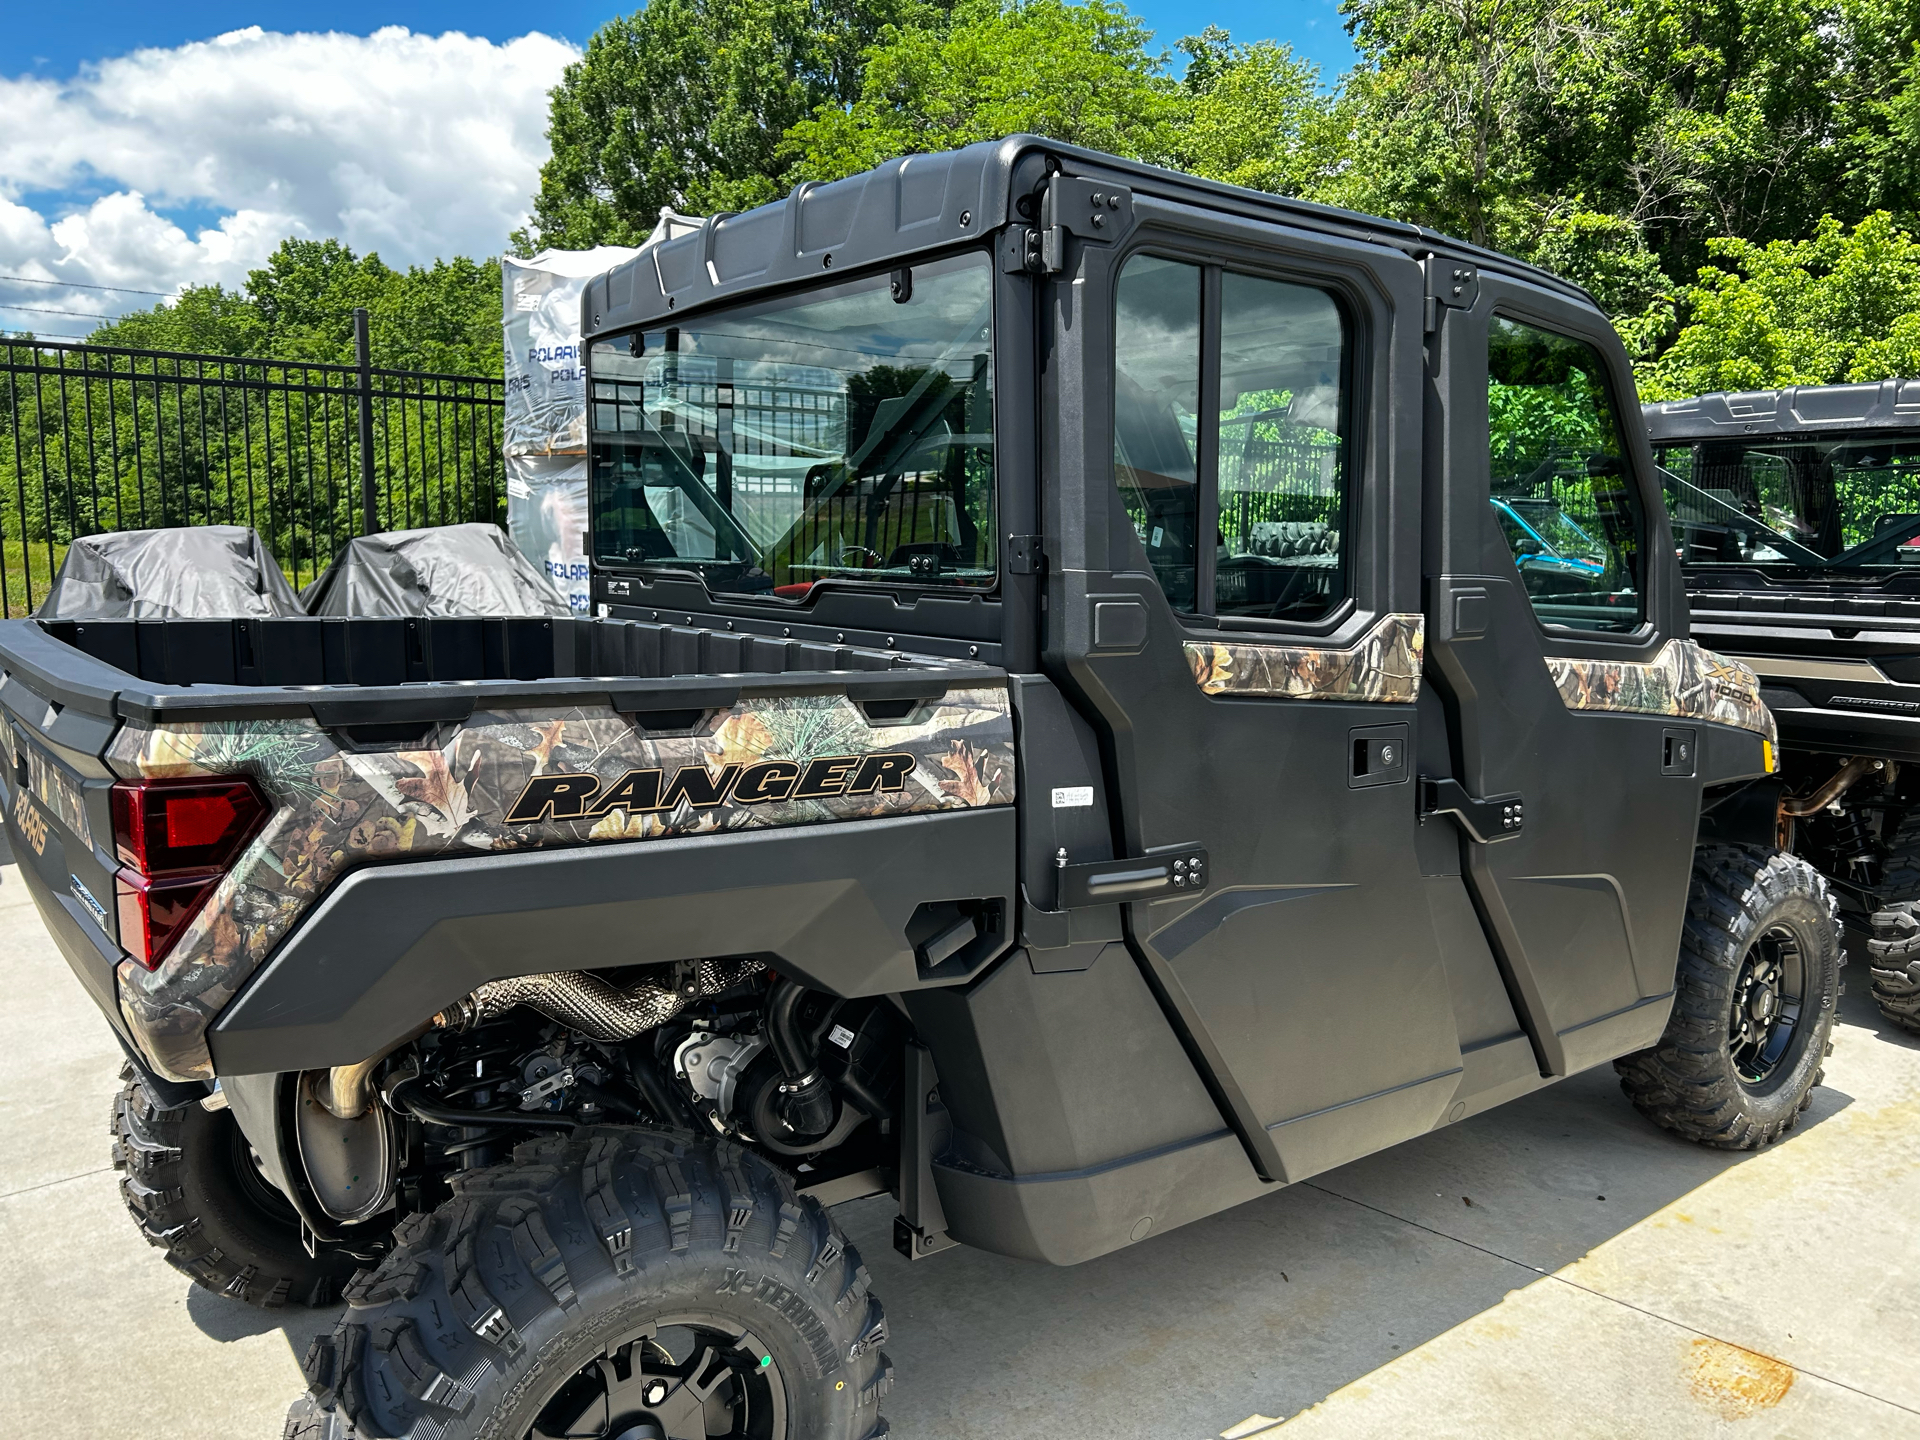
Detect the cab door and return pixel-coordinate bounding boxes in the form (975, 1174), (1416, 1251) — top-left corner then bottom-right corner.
(1423, 268), (1700, 1075)
(1040, 189), (1469, 1185)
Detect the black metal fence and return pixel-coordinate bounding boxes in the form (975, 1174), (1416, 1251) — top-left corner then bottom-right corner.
(0, 319), (504, 616)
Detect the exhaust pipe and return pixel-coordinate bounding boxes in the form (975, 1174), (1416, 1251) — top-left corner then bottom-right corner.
(1780, 756), (1883, 819)
(432, 958), (766, 1042)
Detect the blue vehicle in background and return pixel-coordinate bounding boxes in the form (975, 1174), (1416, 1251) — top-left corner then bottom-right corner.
(1490, 496), (1607, 582)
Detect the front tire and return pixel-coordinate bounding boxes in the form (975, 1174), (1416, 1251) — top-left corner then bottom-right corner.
(1616, 845), (1842, 1149)
(112, 1069), (358, 1307)
(285, 1128), (891, 1440)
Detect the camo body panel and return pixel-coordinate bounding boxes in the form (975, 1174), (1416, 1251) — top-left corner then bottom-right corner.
(108, 686), (1015, 1081)
(1545, 639), (1776, 744)
(1185, 612), (1424, 702)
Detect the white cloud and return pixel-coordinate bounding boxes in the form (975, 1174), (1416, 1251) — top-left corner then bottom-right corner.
(0, 26), (576, 333)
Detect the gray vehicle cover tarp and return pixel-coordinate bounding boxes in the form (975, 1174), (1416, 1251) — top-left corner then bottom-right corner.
(36, 526), (302, 618)
(301, 523), (572, 617)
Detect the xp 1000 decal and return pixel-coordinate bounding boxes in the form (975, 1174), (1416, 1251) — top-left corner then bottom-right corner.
(1546, 639), (1777, 745)
(106, 687), (1015, 1081)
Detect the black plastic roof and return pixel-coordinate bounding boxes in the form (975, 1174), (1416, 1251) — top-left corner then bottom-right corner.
(581, 135), (1593, 342)
(1644, 380), (1920, 442)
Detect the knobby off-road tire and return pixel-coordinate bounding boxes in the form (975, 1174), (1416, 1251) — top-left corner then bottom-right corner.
(1867, 903), (1920, 1035)
(1615, 845), (1842, 1149)
(284, 1128), (891, 1440)
(112, 1067), (357, 1307)
(1874, 809), (1920, 908)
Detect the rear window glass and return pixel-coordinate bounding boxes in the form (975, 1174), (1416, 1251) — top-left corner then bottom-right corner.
(589, 252), (995, 601)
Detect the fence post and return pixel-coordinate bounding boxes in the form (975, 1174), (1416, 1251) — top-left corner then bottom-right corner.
(353, 308), (378, 534)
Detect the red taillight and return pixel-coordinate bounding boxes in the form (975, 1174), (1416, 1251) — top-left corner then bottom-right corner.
(112, 777), (266, 875)
(110, 777), (269, 970)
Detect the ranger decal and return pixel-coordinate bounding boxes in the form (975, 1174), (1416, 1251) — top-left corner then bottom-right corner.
(505, 751), (918, 823)
(105, 688), (1014, 1082)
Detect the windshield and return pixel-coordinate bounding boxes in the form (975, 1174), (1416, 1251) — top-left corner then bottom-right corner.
(588, 251), (995, 599)
(1656, 434), (1920, 570)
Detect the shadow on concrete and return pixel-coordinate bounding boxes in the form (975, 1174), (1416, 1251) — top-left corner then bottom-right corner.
(187, 1282), (343, 1358)
(840, 1048), (1856, 1440)
(172, 986), (1879, 1439)
(1841, 923), (1920, 1053)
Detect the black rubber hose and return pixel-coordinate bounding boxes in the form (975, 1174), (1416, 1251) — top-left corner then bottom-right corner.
(836, 1068), (892, 1122)
(387, 1078), (573, 1131)
(764, 980), (837, 1138)
(626, 1039), (695, 1126)
(766, 979), (817, 1080)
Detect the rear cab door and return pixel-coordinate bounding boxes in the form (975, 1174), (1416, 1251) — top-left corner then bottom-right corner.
(1038, 174), (1508, 1184)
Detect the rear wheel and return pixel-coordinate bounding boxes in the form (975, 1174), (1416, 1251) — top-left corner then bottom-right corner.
(1616, 845), (1842, 1149)
(111, 1068), (357, 1306)
(285, 1127), (891, 1440)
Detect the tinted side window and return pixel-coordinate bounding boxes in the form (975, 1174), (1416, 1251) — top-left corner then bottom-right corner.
(1216, 273), (1350, 621)
(1487, 318), (1645, 634)
(1114, 255), (1201, 611)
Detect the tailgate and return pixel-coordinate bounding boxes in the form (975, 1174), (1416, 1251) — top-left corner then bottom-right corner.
(0, 669), (129, 1040)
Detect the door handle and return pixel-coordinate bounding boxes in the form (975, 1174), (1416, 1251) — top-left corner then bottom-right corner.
(1054, 844), (1208, 908)
(1419, 776), (1525, 844)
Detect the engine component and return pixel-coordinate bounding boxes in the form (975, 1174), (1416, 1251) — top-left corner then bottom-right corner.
(1781, 756), (1883, 818)
(1831, 803), (1879, 882)
(433, 958), (765, 1042)
(766, 979), (837, 1139)
(295, 1072), (395, 1224)
(674, 1030), (768, 1119)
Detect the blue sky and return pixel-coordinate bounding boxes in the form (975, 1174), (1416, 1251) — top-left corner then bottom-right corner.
(0, 0), (1359, 82)
(0, 3), (1357, 337)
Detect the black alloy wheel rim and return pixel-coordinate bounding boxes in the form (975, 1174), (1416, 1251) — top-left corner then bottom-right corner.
(527, 1317), (788, 1440)
(1729, 924), (1806, 1086)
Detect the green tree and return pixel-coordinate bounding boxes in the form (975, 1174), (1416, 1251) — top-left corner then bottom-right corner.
(1639, 212), (1920, 399)
(1322, 0), (1920, 326)
(518, 0), (943, 251)
(1319, 0), (1593, 250)
(91, 239), (503, 375)
(1172, 27), (1333, 195)
(783, 0), (1185, 182)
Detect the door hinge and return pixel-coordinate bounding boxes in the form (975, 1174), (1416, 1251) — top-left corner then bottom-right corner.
(1006, 534), (1046, 575)
(1422, 256), (1479, 331)
(1024, 176), (1134, 275)
(1419, 776), (1524, 843)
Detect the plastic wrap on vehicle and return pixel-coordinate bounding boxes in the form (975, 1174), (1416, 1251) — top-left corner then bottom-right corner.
(36, 526), (302, 619)
(300, 523), (572, 617)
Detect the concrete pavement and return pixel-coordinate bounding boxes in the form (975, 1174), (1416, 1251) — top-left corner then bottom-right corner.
(1, 856), (1916, 1438)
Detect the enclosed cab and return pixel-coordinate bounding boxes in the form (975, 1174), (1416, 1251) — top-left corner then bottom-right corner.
(0, 139), (1835, 1440)
(1648, 380), (1920, 1029)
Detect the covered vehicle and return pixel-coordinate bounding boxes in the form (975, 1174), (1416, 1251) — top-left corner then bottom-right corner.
(37, 525), (300, 619)
(301, 522), (572, 617)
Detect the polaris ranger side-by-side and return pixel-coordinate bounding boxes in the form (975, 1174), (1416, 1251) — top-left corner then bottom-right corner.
(3, 139), (1837, 1440)
(1647, 382), (1920, 1033)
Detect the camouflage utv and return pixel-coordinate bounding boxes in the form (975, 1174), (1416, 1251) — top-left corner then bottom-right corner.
(1, 139), (1836, 1440)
